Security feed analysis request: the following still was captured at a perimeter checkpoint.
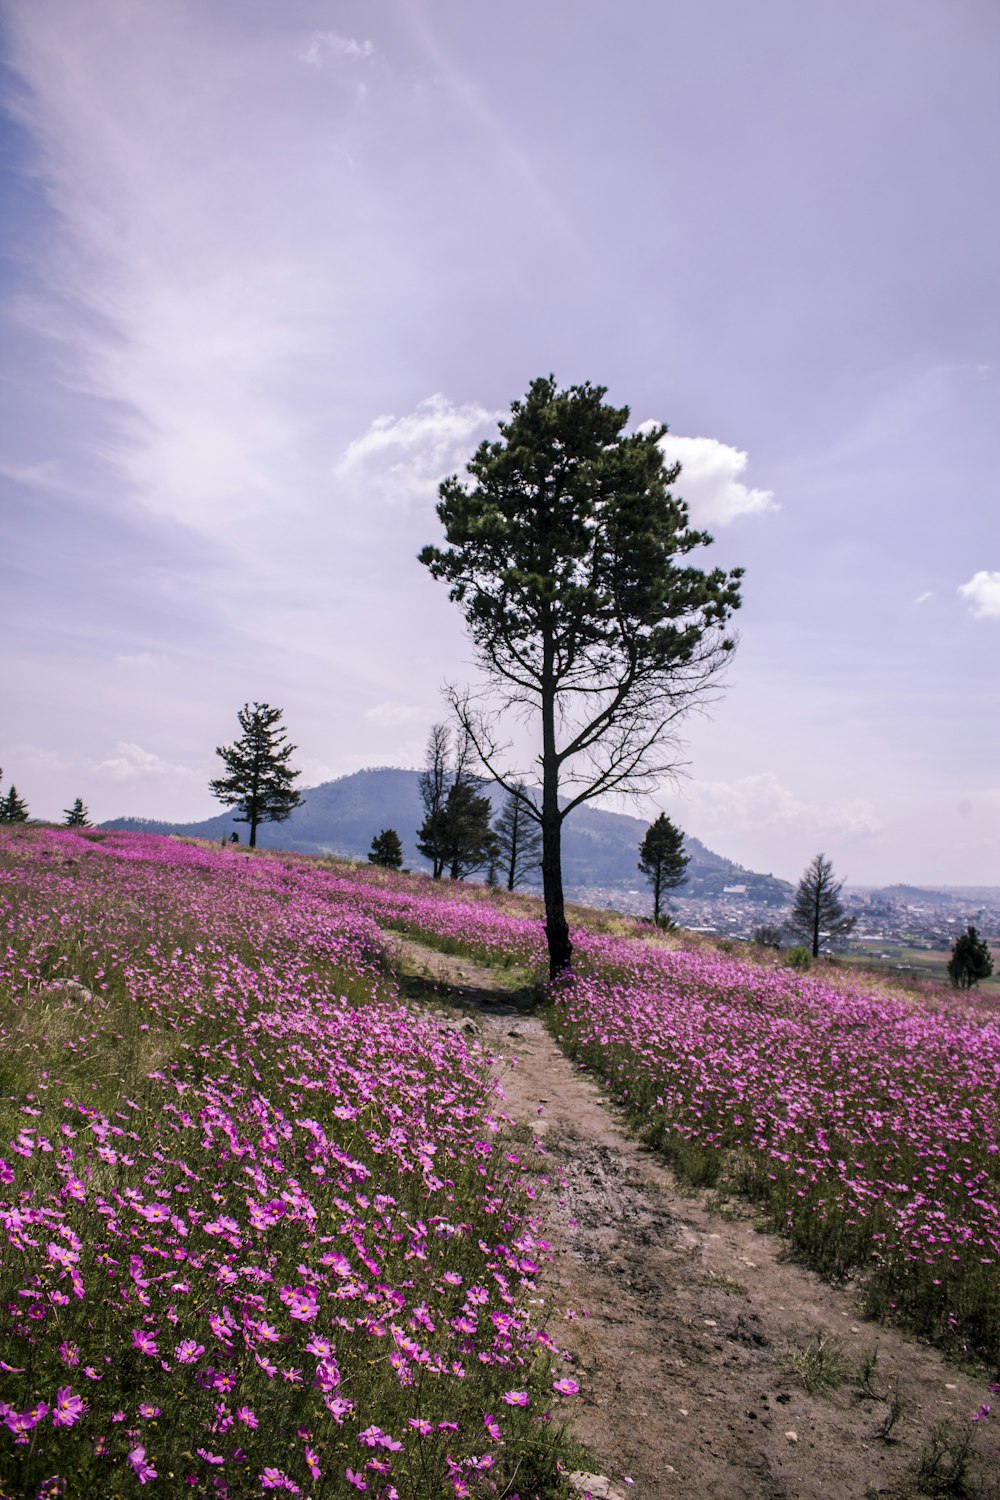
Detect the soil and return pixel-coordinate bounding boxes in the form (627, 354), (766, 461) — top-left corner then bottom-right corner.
(392, 938), (1000, 1500)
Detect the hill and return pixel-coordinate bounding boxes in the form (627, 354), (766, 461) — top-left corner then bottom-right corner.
(102, 766), (792, 904)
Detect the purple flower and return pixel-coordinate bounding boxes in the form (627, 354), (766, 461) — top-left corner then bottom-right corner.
(128, 1445), (157, 1485)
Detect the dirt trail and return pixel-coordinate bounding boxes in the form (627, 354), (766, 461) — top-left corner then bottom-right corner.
(393, 939), (999, 1500)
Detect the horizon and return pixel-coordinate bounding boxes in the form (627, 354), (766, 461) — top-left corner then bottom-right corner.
(2, 0), (998, 887)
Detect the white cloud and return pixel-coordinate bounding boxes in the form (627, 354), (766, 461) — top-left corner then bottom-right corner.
(94, 742), (195, 781)
(336, 394), (501, 506)
(655, 434), (778, 526)
(679, 772), (883, 842)
(958, 570), (1000, 619)
(913, 591), (933, 606)
(302, 32), (374, 66)
(114, 651), (167, 668)
(363, 702), (424, 729)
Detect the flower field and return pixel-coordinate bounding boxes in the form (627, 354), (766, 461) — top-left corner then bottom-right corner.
(550, 938), (1000, 1367)
(0, 829), (579, 1499)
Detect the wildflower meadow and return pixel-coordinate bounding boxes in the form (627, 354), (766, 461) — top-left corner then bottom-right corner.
(0, 829), (579, 1499)
(551, 937), (1000, 1367)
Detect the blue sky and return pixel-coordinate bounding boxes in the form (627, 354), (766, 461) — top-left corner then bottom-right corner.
(2, 0), (998, 885)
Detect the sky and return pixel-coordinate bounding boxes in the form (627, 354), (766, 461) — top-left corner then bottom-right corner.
(1, 0), (998, 887)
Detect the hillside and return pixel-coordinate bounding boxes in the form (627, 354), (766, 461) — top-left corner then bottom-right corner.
(103, 766), (792, 903)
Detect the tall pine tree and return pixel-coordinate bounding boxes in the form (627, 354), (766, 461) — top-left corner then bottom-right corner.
(209, 703), (304, 848)
(420, 376), (741, 976)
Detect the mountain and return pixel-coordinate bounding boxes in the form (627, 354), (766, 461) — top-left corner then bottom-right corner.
(102, 767), (792, 904)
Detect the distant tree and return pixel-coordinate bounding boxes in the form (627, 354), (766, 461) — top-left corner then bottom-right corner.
(788, 853), (855, 957)
(442, 777), (497, 881)
(63, 797), (90, 828)
(0, 786), (29, 823)
(752, 923), (783, 950)
(368, 828), (404, 869)
(208, 702), (304, 848)
(493, 786), (543, 891)
(416, 724), (452, 879)
(419, 375), (742, 976)
(637, 812), (690, 923)
(947, 925), (993, 990)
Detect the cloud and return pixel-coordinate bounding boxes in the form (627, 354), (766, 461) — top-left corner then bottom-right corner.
(655, 434), (778, 526)
(912, 591), (933, 606)
(302, 32), (374, 66)
(679, 772), (883, 842)
(958, 570), (1000, 619)
(336, 394), (501, 506)
(114, 651), (167, 668)
(94, 742), (196, 781)
(363, 702), (424, 729)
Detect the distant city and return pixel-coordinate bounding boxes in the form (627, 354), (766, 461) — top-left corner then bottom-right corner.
(574, 881), (1000, 986)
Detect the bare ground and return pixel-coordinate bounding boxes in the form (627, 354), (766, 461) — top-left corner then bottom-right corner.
(392, 938), (1000, 1500)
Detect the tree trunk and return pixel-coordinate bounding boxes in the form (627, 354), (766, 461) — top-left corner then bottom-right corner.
(812, 897), (820, 957)
(540, 677), (571, 978)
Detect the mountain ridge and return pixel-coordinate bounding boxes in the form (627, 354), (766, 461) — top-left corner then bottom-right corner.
(102, 766), (792, 903)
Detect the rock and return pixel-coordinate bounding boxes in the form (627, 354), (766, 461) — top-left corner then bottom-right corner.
(784, 1430), (798, 1444)
(567, 1474), (630, 1500)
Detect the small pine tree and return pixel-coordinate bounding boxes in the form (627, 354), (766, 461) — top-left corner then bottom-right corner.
(788, 853), (855, 957)
(368, 828), (404, 869)
(947, 925), (993, 990)
(208, 703), (304, 848)
(63, 797), (90, 828)
(442, 778), (497, 881)
(638, 813), (689, 922)
(493, 787), (542, 891)
(0, 786), (30, 823)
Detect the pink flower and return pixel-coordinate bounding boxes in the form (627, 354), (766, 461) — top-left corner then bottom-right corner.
(345, 1471), (368, 1493)
(236, 1406), (259, 1429)
(131, 1329), (158, 1357)
(484, 1413), (502, 1440)
(502, 1390), (529, 1406)
(260, 1469), (300, 1492)
(552, 1377), (580, 1395)
(197, 1448), (224, 1465)
(304, 1446), (321, 1479)
(51, 1388), (86, 1428)
(128, 1445), (157, 1485)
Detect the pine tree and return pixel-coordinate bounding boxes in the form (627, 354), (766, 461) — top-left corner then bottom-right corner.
(416, 727), (497, 881)
(416, 724), (452, 879)
(63, 797), (90, 828)
(947, 925), (993, 989)
(368, 828), (404, 869)
(0, 786), (30, 823)
(208, 703), (304, 848)
(420, 376), (742, 976)
(493, 786), (543, 890)
(788, 853), (855, 957)
(638, 812), (689, 922)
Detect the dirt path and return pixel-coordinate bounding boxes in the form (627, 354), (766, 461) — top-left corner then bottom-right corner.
(393, 939), (999, 1500)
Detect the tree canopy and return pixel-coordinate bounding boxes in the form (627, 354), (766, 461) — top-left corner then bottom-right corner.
(947, 925), (993, 989)
(419, 375), (742, 975)
(368, 828), (404, 869)
(208, 703), (304, 848)
(63, 797), (90, 828)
